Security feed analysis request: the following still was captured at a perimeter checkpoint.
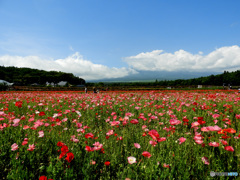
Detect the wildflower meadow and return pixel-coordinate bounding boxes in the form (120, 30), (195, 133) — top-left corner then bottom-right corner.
(0, 90), (239, 179)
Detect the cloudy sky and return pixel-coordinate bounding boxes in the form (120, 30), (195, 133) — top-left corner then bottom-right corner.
(0, 0), (240, 81)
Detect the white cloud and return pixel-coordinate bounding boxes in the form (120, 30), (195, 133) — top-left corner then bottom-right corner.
(1, 45), (240, 81)
(124, 45), (240, 72)
(0, 52), (138, 81)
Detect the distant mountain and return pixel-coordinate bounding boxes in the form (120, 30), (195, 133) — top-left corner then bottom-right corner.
(88, 70), (240, 87)
(87, 70), (221, 82)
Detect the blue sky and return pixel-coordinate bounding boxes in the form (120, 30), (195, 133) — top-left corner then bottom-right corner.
(0, 0), (240, 81)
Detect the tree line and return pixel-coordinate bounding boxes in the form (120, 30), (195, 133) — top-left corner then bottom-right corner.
(0, 66), (85, 86)
(1, 65), (240, 88)
(86, 70), (240, 88)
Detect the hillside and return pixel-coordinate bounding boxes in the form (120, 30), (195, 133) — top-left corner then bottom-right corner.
(0, 66), (85, 86)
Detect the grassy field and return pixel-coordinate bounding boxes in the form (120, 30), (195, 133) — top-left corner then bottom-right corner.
(0, 90), (239, 179)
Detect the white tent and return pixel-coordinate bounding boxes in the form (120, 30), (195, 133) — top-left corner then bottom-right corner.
(0, 80), (13, 86)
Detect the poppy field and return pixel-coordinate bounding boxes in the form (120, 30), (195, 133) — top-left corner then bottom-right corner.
(0, 90), (239, 179)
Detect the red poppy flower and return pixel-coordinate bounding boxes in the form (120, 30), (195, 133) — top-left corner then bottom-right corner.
(163, 163), (170, 168)
(59, 152), (66, 159)
(223, 128), (236, 134)
(197, 117), (206, 125)
(85, 133), (94, 139)
(183, 118), (189, 122)
(39, 176), (47, 180)
(39, 111), (46, 116)
(148, 130), (160, 140)
(100, 148), (105, 154)
(15, 101), (22, 108)
(130, 119), (139, 124)
(65, 152), (74, 163)
(220, 140), (228, 145)
(85, 146), (93, 152)
(57, 141), (64, 147)
(222, 135), (231, 139)
(105, 161), (110, 166)
(142, 151), (151, 158)
(61, 145), (69, 153)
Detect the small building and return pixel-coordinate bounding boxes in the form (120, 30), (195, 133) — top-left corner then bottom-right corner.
(31, 83), (40, 86)
(198, 85), (203, 88)
(57, 81), (68, 86)
(46, 82), (54, 86)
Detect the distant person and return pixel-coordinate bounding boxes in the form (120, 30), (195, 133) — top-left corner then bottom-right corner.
(93, 87), (97, 93)
(223, 83), (226, 90)
(228, 84), (232, 90)
(85, 87), (87, 93)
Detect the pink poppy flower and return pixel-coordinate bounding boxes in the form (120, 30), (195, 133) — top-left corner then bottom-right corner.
(38, 130), (44, 138)
(212, 114), (220, 119)
(106, 130), (114, 136)
(191, 121), (200, 127)
(27, 144), (36, 151)
(110, 121), (120, 126)
(12, 119), (20, 127)
(76, 123), (82, 128)
(200, 127), (208, 132)
(219, 139), (228, 145)
(157, 137), (166, 142)
(128, 156), (137, 164)
(208, 142), (219, 147)
(235, 114), (240, 119)
(134, 143), (141, 149)
(224, 146), (234, 152)
(169, 119), (181, 125)
(11, 143), (18, 151)
(207, 125), (222, 132)
(72, 138), (79, 143)
(93, 142), (103, 151)
(202, 156), (209, 165)
(179, 137), (186, 144)
(195, 139), (204, 144)
(149, 140), (157, 147)
(90, 160), (96, 165)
